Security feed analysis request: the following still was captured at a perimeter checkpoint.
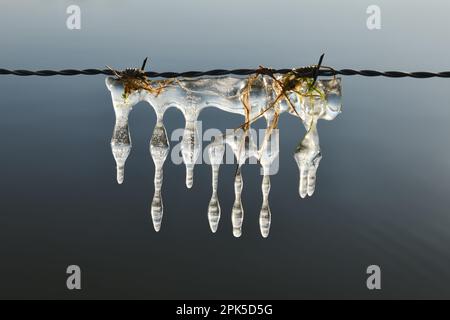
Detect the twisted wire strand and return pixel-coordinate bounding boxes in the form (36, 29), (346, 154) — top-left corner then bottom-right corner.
(1, 68), (450, 78)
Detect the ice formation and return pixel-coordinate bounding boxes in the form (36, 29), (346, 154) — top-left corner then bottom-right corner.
(106, 71), (342, 237)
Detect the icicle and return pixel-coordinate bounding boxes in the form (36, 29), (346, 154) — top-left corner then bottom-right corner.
(106, 77), (141, 185)
(227, 129), (256, 238)
(259, 173), (271, 238)
(293, 78), (342, 198)
(258, 123), (279, 237)
(111, 104), (133, 184)
(207, 136), (225, 233)
(294, 119), (321, 198)
(181, 118), (200, 189)
(149, 115), (170, 232)
(232, 169), (244, 238)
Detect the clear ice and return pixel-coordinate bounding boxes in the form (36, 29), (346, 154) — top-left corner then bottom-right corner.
(149, 116), (169, 232)
(106, 74), (342, 237)
(207, 136), (225, 233)
(110, 100), (132, 184)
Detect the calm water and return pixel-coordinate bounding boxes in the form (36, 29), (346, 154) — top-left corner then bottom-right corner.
(1, 0), (450, 299)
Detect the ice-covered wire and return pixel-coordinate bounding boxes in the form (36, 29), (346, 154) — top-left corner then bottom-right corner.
(1, 68), (450, 78)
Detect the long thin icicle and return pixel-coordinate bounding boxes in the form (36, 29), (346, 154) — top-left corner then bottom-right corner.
(232, 169), (244, 238)
(226, 129), (257, 238)
(149, 115), (170, 232)
(259, 125), (279, 237)
(181, 118), (200, 189)
(110, 103), (133, 184)
(207, 136), (225, 233)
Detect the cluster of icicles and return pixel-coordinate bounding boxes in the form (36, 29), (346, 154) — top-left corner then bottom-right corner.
(106, 74), (342, 237)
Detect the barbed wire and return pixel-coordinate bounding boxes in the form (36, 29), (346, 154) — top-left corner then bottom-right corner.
(1, 68), (450, 78)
